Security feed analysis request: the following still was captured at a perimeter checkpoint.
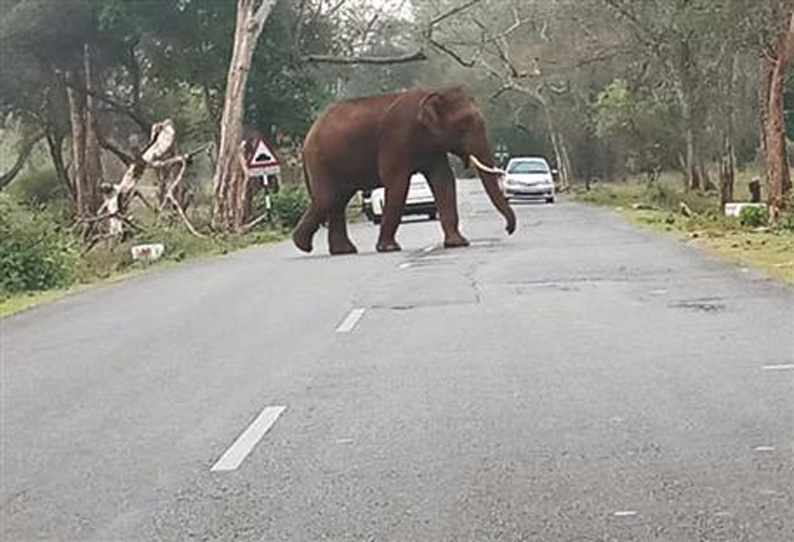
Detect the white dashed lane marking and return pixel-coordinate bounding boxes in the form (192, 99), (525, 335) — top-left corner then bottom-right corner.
(336, 308), (366, 333)
(613, 510), (638, 517)
(761, 364), (794, 371)
(211, 406), (286, 472)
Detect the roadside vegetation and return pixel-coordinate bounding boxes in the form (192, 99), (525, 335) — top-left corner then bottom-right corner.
(576, 174), (794, 283)
(0, 180), (305, 314)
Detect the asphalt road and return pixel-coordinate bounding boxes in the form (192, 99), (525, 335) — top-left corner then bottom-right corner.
(2, 180), (793, 541)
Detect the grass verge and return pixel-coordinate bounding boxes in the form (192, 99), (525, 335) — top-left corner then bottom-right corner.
(0, 227), (288, 317)
(575, 177), (794, 285)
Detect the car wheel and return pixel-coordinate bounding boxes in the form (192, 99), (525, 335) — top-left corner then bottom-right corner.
(372, 214), (382, 225)
(546, 197), (555, 204)
(428, 211), (437, 220)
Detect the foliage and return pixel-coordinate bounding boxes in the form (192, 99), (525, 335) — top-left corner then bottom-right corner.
(0, 194), (76, 293)
(7, 168), (66, 205)
(739, 205), (769, 228)
(254, 184), (309, 230)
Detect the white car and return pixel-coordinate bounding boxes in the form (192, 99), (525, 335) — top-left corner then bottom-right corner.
(364, 173), (437, 224)
(503, 157), (556, 203)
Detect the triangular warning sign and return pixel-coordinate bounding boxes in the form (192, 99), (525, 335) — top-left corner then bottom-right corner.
(247, 138), (279, 168)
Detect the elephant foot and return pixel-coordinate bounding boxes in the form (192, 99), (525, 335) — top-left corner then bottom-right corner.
(376, 241), (402, 253)
(444, 235), (470, 249)
(292, 230), (313, 253)
(330, 241), (358, 255)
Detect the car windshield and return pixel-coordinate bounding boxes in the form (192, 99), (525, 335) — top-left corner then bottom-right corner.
(508, 160), (549, 174)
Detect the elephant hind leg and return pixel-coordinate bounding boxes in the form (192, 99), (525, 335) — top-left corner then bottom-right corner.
(293, 194), (332, 253)
(328, 192), (357, 255)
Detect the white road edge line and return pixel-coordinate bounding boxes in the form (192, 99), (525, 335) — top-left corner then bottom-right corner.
(336, 308), (366, 333)
(761, 364), (794, 371)
(211, 406), (286, 472)
(423, 245), (435, 253)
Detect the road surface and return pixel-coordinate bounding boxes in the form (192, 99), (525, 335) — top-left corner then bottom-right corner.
(2, 180), (793, 541)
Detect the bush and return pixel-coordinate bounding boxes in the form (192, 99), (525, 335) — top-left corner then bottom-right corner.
(739, 205), (769, 227)
(254, 184), (309, 229)
(0, 194), (77, 293)
(8, 168), (66, 205)
(779, 211), (794, 232)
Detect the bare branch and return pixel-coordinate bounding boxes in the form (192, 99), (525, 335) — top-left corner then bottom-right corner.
(304, 49), (427, 65)
(0, 132), (44, 190)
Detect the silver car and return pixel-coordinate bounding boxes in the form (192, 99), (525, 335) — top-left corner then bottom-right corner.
(503, 157), (556, 203)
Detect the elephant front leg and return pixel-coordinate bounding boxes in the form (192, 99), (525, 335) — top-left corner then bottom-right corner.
(376, 179), (409, 252)
(426, 161), (470, 248)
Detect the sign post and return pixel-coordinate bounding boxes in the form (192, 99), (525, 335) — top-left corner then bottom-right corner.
(245, 138), (281, 220)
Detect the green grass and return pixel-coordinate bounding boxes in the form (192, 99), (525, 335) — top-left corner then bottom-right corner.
(575, 173), (794, 285)
(0, 226), (288, 317)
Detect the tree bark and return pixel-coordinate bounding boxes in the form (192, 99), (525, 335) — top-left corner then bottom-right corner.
(45, 130), (73, 199)
(83, 43), (104, 211)
(720, 53), (738, 208)
(763, 11), (794, 224)
(66, 44), (104, 217)
(211, 0), (278, 231)
(66, 73), (89, 215)
(720, 133), (736, 207)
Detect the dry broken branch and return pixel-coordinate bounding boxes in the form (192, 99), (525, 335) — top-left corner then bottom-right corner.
(304, 50), (427, 64)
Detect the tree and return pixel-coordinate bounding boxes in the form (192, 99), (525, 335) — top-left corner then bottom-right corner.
(211, 0), (279, 232)
(759, 1), (794, 223)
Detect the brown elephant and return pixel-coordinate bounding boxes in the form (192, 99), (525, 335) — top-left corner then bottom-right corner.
(292, 86), (517, 254)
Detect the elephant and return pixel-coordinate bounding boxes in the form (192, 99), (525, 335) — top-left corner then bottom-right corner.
(292, 86), (517, 255)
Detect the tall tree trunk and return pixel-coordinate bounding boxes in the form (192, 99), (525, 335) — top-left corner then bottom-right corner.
(763, 11), (794, 224)
(83, 44), (104, 211)
(66, 73), (88, 215)
(720, 133), (736, 207)
(211, 0), (277, 231)
(684, 123), (698, 191)
(66, 44), (104, 218)
(45, 130), (73, 199)
(720, 53), (738, 208)
(539, 98), (571, 189)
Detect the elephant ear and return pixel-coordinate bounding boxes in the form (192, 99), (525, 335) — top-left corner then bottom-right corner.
(418, 93), (444, 138)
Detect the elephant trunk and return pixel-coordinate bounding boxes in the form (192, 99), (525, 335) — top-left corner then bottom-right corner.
(469, 153), (516, 235)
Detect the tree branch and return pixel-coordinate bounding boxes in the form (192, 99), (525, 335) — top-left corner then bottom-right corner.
(304, 49), (427, 65)
(0, 132), (45, 190)
(63, 79), (150, 132)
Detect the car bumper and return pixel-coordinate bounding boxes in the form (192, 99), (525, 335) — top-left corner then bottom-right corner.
(505, 186), (555, 198)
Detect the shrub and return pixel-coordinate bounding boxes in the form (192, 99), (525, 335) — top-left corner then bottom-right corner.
(739, 205), (769, 228)
(254, 184), (309, 229)
(8, 168), (66, 205)
(779, 210), (794, 232)
(0, 194), (77, 293)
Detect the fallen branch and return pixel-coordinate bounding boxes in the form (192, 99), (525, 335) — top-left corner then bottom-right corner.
(84, 119), (208, 241)
(240, 212), (271, 233)
(304, 50), (427, 65)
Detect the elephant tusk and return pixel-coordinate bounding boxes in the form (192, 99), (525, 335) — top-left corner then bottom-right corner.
(470, 154), (506, 176)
